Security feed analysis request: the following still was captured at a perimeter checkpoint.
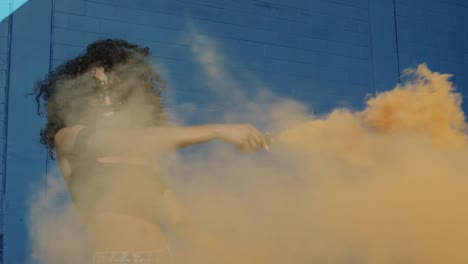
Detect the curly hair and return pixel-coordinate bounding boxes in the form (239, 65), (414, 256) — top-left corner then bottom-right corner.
(35, 38), (167, 159)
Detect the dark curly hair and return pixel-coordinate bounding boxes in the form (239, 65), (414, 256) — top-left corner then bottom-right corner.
(35, 38), (167, 159)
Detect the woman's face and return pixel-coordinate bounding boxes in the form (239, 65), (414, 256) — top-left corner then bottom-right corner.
(88, 66), (123, 114)
(77, 65), (159, 127)
(92, 67), (110, 87)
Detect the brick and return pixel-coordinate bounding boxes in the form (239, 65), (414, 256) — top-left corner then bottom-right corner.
(239, 26), (282, 43)
(300, 1), (368, 21)
(215, 9), (265, 27)
(217, 0), (256, 14)
(255, 1), (299, 20)
(86, 0), (114, 4)
(53, 44), (85, 61)
(323, 0), (368, 9)
(224, 40), (265, 63)
(54, 12), (100, 33)
(135, 40), (192, 60)
(54, 28), (100, 47)
(183, 3), (223, 21)
(0, 70), (6, 85)
(99, 19), (187, 45)
(115, 0), (187, 16)
(398, 0), (468, 17)
(396, 2), (464, 31)
(152, 57), (194, 73)
(114, 7), (185, 30)
(223, 0), (299, 21)
(55, 0), (86, 15)
(85, 1), (117, 20)
(176, 0), (225, 8)
(52, 60), (65, 69)
(328, 29), (369, 47)
(97, 21), (132, 40)
(0, 19), (8, 37)
(0, 37), (7, 53)
(264, 45), (369, 72)
(0, 53), (7, 71)
(261, 56), (370, 86)
(293, 35), (370, 59)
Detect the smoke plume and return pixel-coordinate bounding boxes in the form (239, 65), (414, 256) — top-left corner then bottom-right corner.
(27, 29), (468, 264)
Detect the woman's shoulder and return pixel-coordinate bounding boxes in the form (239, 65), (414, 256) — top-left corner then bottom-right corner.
(55, 125), (87, 156)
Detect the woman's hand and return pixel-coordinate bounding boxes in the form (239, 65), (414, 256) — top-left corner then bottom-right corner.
(214, 124), (267, 152)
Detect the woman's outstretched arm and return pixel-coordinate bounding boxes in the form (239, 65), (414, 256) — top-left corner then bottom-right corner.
(55, 124), (268, 158)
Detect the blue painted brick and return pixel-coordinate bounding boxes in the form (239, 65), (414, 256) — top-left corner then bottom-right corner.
(217, 0), (256, 14)
(0, 89), (5, 105)
(52, 60), (65, 69)
(224, 40), (265, 63)
(152, 57), (195, 73)
(296, 36), (370, 59)
(190, 19), (246, 40)
(177, 0), (225, 8)
(301, 1), (368, 21)
(114, 7), (185, 30)
(250, 1), (299, 21)
(54, 28), (100, 47)
(325, 0), (368, 9)
(99, 19), (194, 47)
(0, 72), (6, 102)
(54, 12), (100, 33)
(183, 3), (223, 21)
(396, 3), (464, 31)
(260, 56), (370, 86)
(0, 37), (7, 53)
(263, 45), (369, 72)
(86, 0), (114, 4)
(85, 1), (118, 20)
(0, 53), (7, 71)
(97, 19), (132, 38)
(215, 10), (269, 28)
(55, 0), (86, 15)
(238, 26), (280, 44)
(115, 0), (187, 17)
(135, 41), (191, 60)
(329, 29), (369, 47)
(264, 0), (308, 10)
(0, 19), (8, 37)
(53, 44), (85, 61)
(0, 70), (6, 86)
(398, 0), (468, 17)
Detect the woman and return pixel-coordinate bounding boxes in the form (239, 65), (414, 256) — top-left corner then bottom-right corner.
(35, 39), (268, 263)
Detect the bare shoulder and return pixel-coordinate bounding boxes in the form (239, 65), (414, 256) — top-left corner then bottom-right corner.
(55, 125), (86, 181)
(55, 125), (86, 156)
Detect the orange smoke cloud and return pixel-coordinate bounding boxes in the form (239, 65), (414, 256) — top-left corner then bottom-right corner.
(29, 63), (468, 264)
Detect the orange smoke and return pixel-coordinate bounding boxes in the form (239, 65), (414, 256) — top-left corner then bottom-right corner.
(29, 64), (468, 264)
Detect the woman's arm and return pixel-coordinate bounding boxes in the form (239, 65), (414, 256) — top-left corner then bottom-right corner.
(57, 124), (267, 157)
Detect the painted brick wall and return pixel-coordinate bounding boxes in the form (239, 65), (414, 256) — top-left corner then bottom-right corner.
(53, 0), (374, 117)
(2, 0), (468, 263)
(1, 0), (52, 263)
(395, 0), (468, 112)
(0, 16), (10, 238)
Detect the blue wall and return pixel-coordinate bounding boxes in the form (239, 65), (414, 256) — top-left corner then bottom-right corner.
(0, 15), (10, 263)
(395, 0), (468, 96)
(0, 0), (467, 263)
(50, 0), (376, 114)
